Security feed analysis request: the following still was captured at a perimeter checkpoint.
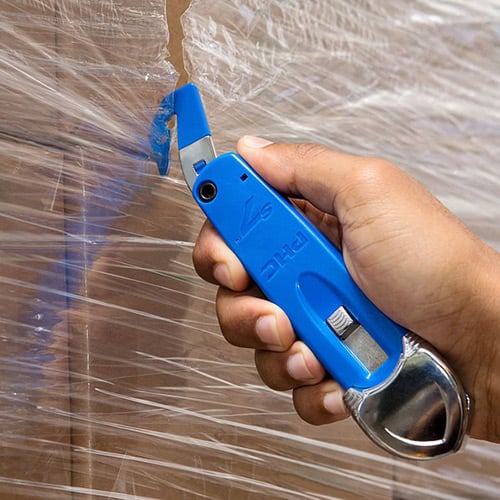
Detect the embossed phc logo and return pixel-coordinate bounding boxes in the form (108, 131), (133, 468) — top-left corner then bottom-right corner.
(261, 231), (309, 280)
(240, 196), (272, 238)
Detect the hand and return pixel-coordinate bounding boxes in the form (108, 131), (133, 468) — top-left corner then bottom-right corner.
(193, 136), (500, 443)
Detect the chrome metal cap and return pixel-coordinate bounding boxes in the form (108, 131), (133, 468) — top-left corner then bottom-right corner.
(344, 333), (470, 460)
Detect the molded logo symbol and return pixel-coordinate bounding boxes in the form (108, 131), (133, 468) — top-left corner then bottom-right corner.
(261, 231), (309, 280)
(240, 196), (272, 238)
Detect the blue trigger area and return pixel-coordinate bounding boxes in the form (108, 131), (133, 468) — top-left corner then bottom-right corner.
(194, 160), (207, 174)
(149, 92), (174, 176)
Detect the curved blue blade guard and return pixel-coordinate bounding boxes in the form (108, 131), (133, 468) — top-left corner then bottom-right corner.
(149, 84), (212, 176)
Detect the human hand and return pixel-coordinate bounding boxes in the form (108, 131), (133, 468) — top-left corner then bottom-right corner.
(193, 136), (500, 443)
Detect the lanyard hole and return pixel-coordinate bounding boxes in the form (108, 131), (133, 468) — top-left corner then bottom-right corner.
(198, 181), (217, 202)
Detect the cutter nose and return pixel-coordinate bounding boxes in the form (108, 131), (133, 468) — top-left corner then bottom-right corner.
(149, 83), (215, 180)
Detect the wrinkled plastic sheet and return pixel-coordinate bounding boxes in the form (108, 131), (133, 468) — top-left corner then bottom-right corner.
(184, 0), (500, 248)
(181, 2), (500, 497)
(1, 0), (499, 498)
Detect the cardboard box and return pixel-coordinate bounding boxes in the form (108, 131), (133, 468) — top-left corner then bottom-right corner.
(1, 1), (499, 498)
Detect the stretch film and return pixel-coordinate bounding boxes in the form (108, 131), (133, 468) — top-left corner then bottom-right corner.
(0, 0), (499, 498)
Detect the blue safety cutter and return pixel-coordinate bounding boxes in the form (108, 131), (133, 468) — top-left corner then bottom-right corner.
(150, 83), (470, 460)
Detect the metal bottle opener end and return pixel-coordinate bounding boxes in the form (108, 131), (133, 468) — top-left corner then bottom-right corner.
(344, 332), (470, 460)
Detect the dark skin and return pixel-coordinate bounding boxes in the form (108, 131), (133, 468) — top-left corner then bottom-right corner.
(193, 136), (500, 443)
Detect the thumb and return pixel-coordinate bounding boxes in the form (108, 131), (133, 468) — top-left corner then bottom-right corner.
(236, 136), (387, 218)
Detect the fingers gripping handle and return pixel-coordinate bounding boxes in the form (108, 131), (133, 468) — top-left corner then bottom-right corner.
(149, 83), (470, 460)
(192, 152), (470, 460)
(195, 152), (405, 390)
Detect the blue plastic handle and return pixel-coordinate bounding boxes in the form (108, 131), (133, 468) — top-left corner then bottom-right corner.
(193, 153), (406, 391)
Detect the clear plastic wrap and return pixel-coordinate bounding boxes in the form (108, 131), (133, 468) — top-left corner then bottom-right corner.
(1, 0), (499, 498)
(183, 0), (500, 248)
(181, 0), (500, 497)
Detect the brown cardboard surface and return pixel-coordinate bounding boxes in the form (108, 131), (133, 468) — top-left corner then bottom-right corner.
(0, 0), (181, 496)
(0, 1), (61, 146)
(56, 1), (192, 494)
(0, 2), (72, 498)
(56, 2), (397, 496)
(65, 175), (206, 495)
(0, 144), (72, 499)
(167, 0), (191, 86)
(2, 0), (499, 497)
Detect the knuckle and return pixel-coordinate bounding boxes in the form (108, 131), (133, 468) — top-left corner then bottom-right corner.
(215, 292), (234, 336)
(293, 142), (330, 162)
(215, 288), (231, 324)
(335, 157), (399, 215)
(217, 312), (245, 348)
(292, 388), (320, 425)
(351, 157), (396, 187)
(192, 225), (218, 279)
(191, 241), (204, 269)
(254, 351), (289, 391)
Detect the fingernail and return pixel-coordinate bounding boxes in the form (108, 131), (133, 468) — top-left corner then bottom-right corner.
(213, 263), (232, 288)
(255, 314), (281, 348)
(323, 390), (345, 415)
(242, 135), (273, 149)
(287, 352), (314, 381)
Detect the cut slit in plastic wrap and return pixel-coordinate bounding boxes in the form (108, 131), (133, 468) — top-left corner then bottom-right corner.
(1, 0), (500, 498)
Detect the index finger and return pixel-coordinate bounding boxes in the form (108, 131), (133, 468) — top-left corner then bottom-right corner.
(192, 219), (251, 291)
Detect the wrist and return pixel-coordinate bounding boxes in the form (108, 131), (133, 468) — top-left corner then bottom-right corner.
(455, 244), (500, 442)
